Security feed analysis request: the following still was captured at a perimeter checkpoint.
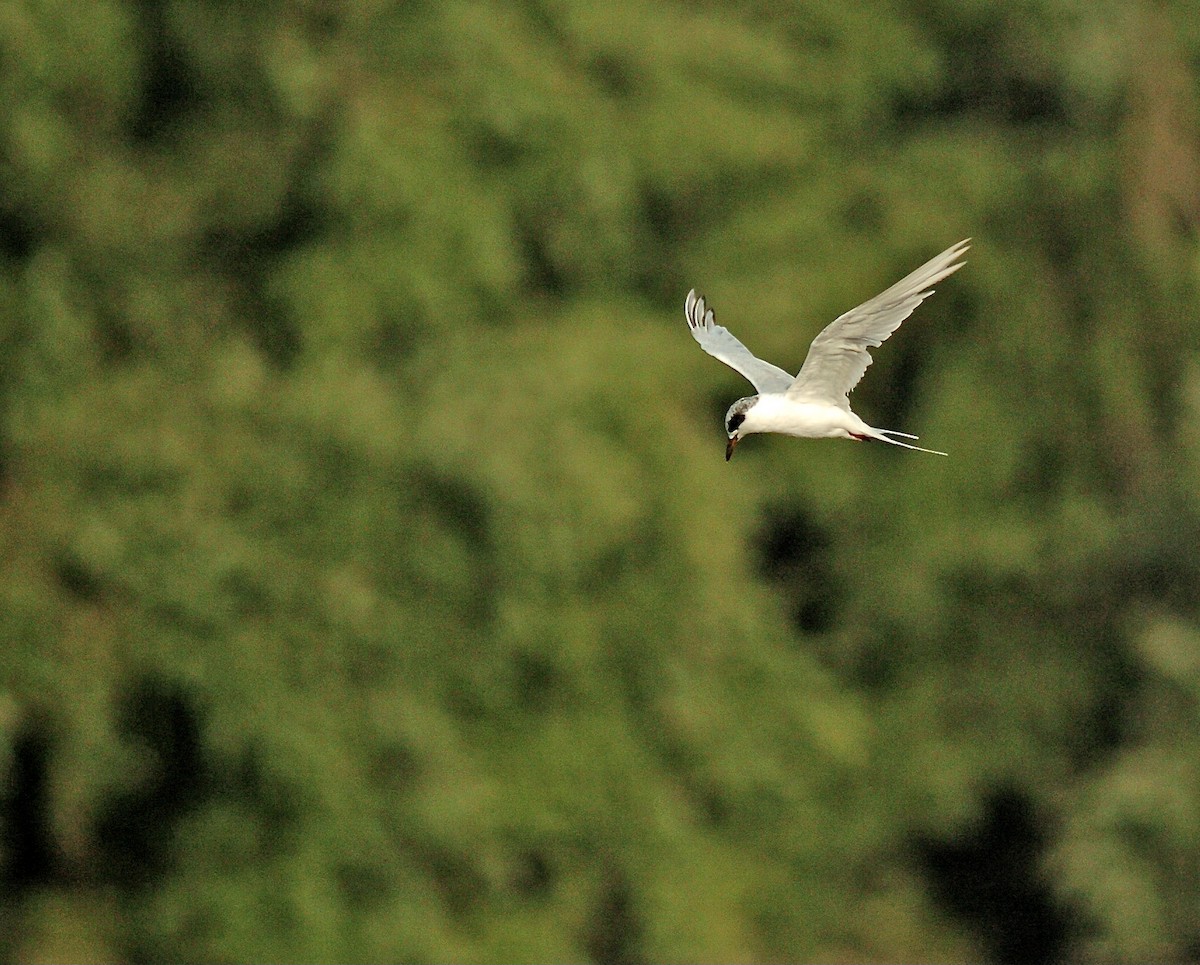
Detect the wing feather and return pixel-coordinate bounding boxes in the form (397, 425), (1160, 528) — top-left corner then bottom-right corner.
(786, 239), (970, 406)
(684, 289), (794, 394)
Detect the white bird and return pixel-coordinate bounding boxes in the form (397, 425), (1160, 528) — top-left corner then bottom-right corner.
(686, 239), (969, 460)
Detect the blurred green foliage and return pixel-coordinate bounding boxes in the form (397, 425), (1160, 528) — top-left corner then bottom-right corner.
(2, 0), (1200, 961)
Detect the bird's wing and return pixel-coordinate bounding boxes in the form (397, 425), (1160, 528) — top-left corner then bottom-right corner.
(786, 239), (970, 406)
(685, 289), (795, 394)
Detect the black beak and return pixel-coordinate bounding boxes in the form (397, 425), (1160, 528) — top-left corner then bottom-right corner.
(725, 434), (739, 461)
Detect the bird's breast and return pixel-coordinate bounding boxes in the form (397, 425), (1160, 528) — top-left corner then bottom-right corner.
(744, 394), (861, 439)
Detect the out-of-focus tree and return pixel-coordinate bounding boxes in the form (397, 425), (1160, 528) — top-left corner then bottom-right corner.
(1, 0), (1199, 961)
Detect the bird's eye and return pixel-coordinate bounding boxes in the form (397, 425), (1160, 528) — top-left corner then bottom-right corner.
(727, 413), (745, 434)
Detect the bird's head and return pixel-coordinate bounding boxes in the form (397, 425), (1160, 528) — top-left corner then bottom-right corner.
(724, 396), (758, 461)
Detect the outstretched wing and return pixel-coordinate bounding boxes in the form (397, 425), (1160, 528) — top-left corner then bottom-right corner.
(685, 289), (795, 394)
(786, 239), (970, 407)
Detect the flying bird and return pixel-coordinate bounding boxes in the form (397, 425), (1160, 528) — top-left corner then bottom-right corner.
(686, 239), (969, 460)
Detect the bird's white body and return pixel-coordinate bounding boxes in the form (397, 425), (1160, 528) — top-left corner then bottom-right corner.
(684, 239), (969, 459)
(737, 393), (871, 440)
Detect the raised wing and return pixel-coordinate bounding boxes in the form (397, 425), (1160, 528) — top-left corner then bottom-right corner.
(685, 289), (794, 394)
(787, 239), (970, 406)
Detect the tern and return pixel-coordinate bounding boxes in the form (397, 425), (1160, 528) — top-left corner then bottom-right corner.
(686, 239), (969, 460)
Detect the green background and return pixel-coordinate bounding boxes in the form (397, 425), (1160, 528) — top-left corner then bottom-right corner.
(3, 0), (1200, 961)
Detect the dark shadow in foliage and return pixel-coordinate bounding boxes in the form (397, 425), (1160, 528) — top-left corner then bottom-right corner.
(224, 742), (306, 832)
(0, 723), (59, 891)
(0, 205), (38, 261)
(95, 679), (207, 887)
(840, 187), (888, 235)
(1015, 438), (1068, 510)
(756, 502), (841, 635)
(0, 204), (39, 489)
(516, 212), (568, 298)
(631, 184), (685, 302)
(1116, 494), (1200, 614)
(409, 464), (498, 625)
(510, 846), (555, 900)
(890, 13), (1069, 130)
(917, 786), (1077, 965)
(585, 53), (640, 99)
(128, 0), (201, 144)
(131, 0), (335, 367)
(411, 467), (494, 555)
(199, 169), (328, 368)
(512, 650), (562, 712)
(333, 859), (393, 913)
(584, 868), (643, 965)
(54, 550), (105, 604)
(638, 184), (681, 242)
(398, 837), (487, 918)
(463, 121), (527, 171)
(296, 2), (343, 40)
(196, 120), (336, 364)
(515, 0), (569, 48)
(93, 301), (137, 364)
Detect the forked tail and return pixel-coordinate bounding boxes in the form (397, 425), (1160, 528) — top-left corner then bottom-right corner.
(873, 429), (947, 456)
